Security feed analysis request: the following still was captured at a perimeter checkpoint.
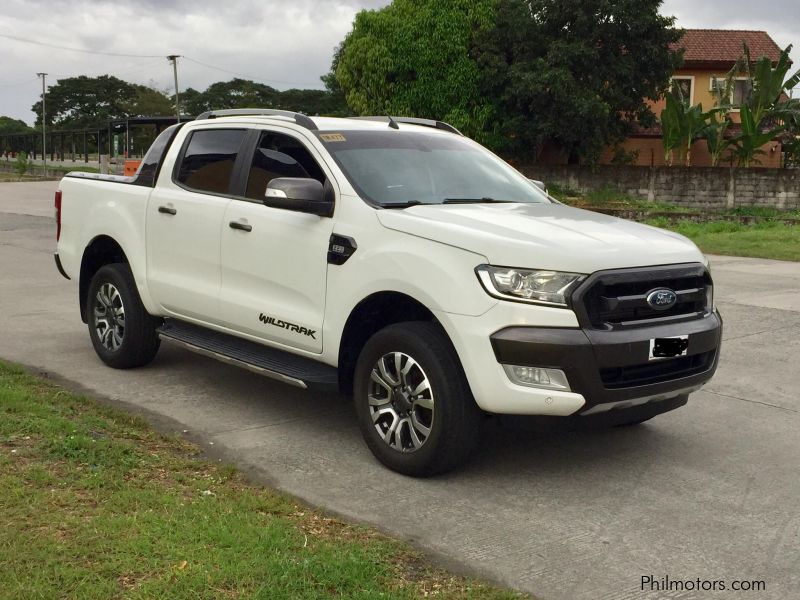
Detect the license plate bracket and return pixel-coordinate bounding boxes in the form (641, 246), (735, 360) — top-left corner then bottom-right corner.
(649, 336), (689, 360)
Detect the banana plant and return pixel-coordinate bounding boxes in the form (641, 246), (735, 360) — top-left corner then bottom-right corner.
(660, 93), (711, 166)
(714, 44), (800, 167)
(732, 105), (783, 167)
(748, 44), (800, 125)
(660, 93), (682, 165)
(703, 109), (733, 167)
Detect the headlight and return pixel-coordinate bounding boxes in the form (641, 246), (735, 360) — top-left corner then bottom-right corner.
(475, 265), (585, 307)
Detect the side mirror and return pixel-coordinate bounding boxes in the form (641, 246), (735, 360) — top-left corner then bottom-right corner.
(264, 177), (333, 217)
(529, 179), (547, 193)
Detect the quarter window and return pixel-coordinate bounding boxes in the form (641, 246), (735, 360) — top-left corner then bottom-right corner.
(176, 129), (246, 194)
(245, 132), (325, 200)
(134, 124), (180, 187)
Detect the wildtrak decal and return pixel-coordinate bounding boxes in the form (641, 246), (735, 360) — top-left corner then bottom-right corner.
(259, 313), (317, 339)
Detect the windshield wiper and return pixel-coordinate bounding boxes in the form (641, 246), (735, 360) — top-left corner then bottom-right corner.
(442, 197), (514, 204)
(381, 198), (515, 208)
(380, 200), (424, 209)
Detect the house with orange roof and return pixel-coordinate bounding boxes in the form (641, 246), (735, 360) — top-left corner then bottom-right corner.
(598, 29), (786, 168)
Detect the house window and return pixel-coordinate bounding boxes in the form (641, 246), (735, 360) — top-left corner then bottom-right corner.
(709, 76), (753, 108)
(670, 77), (694, 106)
(732, 79), (752, 107)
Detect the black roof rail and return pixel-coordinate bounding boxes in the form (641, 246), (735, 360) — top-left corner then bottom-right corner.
(352, 116), (462, 135)
(195, 108), (318, 131)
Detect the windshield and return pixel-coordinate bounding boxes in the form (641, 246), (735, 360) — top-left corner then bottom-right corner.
(316, 130), (550, 207)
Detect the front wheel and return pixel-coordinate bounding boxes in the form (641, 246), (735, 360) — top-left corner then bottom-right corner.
(87, 263), (161, 369)
(353, 322), (481, 476)
(614, 416), (654, 427)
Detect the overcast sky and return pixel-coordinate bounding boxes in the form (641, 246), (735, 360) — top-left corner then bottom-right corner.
(0, 0), (797, 125)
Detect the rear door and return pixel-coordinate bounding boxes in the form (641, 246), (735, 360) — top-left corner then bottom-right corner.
(219, 127), (335, 353)
(146, 128), (247, 323)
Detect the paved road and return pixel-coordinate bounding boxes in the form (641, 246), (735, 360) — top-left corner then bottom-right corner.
(2, 181), (798, 600)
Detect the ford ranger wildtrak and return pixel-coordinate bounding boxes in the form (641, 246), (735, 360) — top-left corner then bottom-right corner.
(54, 109), (722, 475)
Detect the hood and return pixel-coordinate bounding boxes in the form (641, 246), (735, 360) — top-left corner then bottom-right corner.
(376, 202), (704, 273)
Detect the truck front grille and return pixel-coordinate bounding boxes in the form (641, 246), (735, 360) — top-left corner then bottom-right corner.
(572, 264), (712, 330)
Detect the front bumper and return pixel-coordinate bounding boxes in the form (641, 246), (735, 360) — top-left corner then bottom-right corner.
(489, 310), (722, 416)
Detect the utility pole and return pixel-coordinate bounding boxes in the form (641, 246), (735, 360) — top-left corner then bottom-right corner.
(37, 72), (47, 173)
(167, 55), (181, 122)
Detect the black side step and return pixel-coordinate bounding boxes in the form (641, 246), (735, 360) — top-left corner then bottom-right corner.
(157, 320), (338, 390)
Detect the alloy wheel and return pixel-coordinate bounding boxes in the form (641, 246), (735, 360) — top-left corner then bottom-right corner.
(94, 282), (125, 351)
(368, 351), (435, 452)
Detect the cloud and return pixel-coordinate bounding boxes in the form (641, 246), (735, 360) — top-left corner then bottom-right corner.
(0, 0), (392, 123)
(0, 0), (796, 125)
(661, 0), (799, 68)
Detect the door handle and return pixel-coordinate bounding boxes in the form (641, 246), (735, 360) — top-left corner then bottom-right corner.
(229, 220), (252, 232)
(158, 206), (177, 215)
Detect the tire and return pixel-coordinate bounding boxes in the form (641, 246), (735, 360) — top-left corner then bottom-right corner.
(615, 416), (654, 427)
(353, 321), (482, 476)
(87, 263), (161, 369)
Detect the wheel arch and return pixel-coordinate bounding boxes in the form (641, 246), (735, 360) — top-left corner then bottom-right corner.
(79, 235), (130, 323)
(338, 290), (456, 395)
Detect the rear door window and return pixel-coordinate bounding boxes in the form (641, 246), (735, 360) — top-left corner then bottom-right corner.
(175, 129), (246, 195)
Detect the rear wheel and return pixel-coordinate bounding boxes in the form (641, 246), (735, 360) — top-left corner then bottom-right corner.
(353, 322), (481, 476)
(87, 263), (160, 369)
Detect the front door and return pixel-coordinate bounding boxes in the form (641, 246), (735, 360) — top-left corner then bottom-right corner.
(219, 128), (335, 353)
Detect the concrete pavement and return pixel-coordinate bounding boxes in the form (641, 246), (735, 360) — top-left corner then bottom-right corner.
(1, 181), (799, 599)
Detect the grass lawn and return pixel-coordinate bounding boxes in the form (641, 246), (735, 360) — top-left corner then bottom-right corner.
(0, 361), (523, 600)
(550, 183), (800, 219)
(0, 165), (101, 180)
(644, 218), (800, 262)
(46, 165), (101, 174)
(547, 184), (800, 262)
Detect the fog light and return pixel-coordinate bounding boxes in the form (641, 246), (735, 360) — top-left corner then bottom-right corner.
(503, 365), (570, 391)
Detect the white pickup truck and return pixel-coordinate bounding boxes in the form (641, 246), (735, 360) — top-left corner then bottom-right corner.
(54, 109), (722, 475)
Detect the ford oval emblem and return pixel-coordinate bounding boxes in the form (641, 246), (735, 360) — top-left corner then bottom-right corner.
(646, 288), (678, 311)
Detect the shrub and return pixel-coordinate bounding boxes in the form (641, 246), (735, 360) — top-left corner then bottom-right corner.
(13, 151), (30, 179)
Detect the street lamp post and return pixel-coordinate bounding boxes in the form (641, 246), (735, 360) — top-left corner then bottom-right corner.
(37, 72), (47, 174)
(167, 55), (181, 122)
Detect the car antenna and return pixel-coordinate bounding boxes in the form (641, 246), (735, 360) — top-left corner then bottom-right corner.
(387, 116), (400, 130)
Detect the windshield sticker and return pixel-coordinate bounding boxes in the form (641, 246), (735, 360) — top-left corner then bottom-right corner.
(320, 133), (347, 143)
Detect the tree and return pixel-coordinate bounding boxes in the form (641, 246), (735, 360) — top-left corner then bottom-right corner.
(321, 42), (349, 116)
(473, 0), (682, 162)
(0, 116), (33, 135)
(275, 88), (347, 116)
(30, 75), (138, 128)
(333, 0), (496, 138)
(180, 87), (206, 116)
(124, 85), (174, 117)
(181, 78), (347, 117)
(182, 78), (280, 114)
